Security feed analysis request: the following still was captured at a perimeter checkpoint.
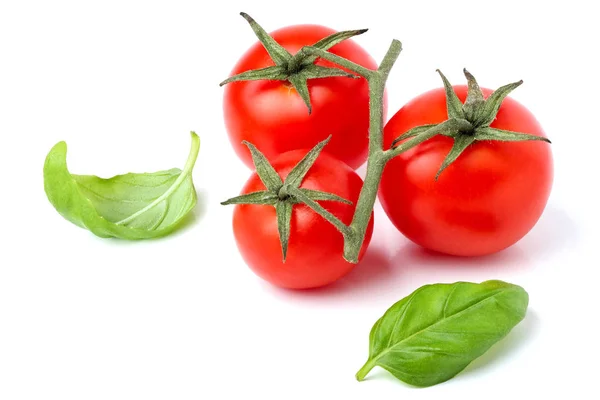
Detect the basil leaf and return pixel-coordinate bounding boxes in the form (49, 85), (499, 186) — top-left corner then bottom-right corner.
(357, 280), (529, 387)
(43, 132), (200, 239)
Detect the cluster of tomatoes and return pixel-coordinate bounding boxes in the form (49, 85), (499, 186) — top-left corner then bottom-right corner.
(221, 20), (553, 289)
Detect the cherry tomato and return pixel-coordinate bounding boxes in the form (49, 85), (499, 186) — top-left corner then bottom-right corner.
(224, 24), (384, 170)
(379, 85), (553, 256)
(233, 150), (374, 289)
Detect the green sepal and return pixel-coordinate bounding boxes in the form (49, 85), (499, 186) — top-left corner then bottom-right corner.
(220, 191), (279, 206)
(219, 66), (288, 87)
(475, 80), (523, 127)
(288, 73), (312, 113)
(287, 186), (352, 237)
(290, 65), (357, 113)
(276, 201), (293, 261)
(301, 189), (352, 205)
(301, 64), (356, 80)
(242, 141), (283, 191)
(462, 69), (486, 123)
(476, 127), (551, 143)
(285, 135), (331, 188)
(298, 29), (368, 67)
(435, 134), (476, 180)
(240, 12), (291, 65)
(437, 69), (464, 120)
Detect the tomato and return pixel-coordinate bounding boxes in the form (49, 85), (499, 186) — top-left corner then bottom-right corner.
(379, 85), (553, 256)
(232, 150), (374, 289)
(223, 24), (384, 170)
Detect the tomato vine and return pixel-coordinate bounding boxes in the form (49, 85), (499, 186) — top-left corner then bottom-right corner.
(221, 13), (551, 264)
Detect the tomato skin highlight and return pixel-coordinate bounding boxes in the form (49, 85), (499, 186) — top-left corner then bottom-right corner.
(379, 85), (553, 257)
(232, 150), (374, 289)
(223, 24), (384, 170)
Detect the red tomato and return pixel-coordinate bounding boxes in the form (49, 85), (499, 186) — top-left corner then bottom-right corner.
(223, 24), (384, 170)
(379, 85), (553, 256)
(233, 150), (374, 289)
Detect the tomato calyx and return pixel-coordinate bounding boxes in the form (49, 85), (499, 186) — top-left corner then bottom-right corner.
(390, 69), (551, 179)
(222, 136), (353, 261)
(219, 12), (367, 114)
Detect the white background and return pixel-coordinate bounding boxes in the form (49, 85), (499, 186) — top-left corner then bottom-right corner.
(1, 0), (598, 398)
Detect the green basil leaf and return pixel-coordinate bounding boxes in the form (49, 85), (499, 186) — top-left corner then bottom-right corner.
(43, 132), (200, 239)
(357, 280), (529, 387)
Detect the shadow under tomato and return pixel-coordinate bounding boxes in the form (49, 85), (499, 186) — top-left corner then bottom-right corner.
(262, 244), (401, 302)
(397, 243), (532, 272)
(264, 240), (532, 305)
(321, 246), (398, 293)
(393, 204), (577, 275)
(264, 204), (573, 305)
(516, 205), (579, 259)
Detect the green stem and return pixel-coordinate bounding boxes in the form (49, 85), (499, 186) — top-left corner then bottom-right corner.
(356, 358), (376, 381)
(342, 41), (401, 263)
(297, 41), (463, 264)
(377, 39), (402, 78)
(344, 157), (385, 262)
(383, 118), (473, 162)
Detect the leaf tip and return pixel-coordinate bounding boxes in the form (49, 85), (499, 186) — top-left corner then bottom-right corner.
(187, 131), (201, 161)
(48, 140), (68, 156)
